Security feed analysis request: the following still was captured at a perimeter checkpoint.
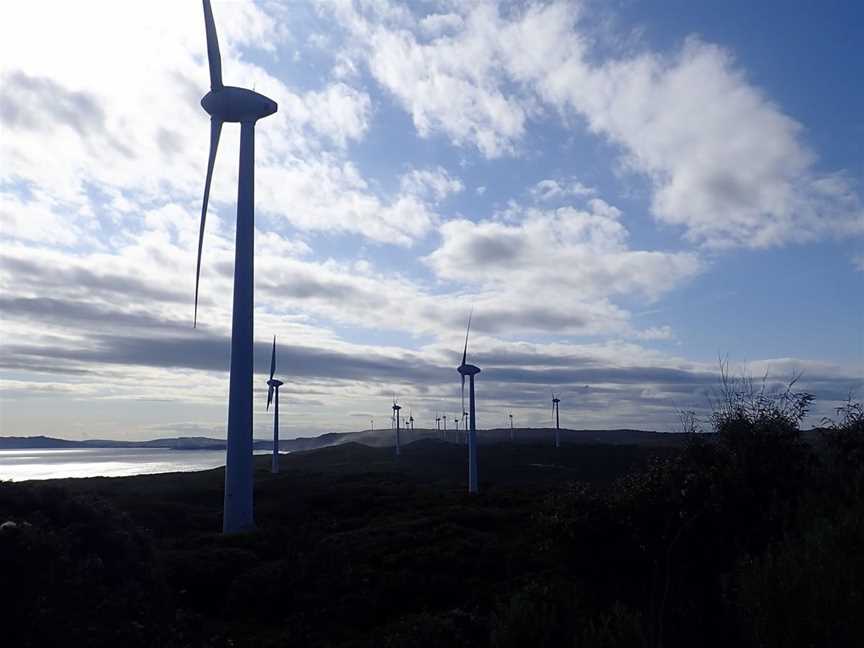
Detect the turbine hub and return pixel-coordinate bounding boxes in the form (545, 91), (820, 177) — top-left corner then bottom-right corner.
(458, 363), (481, 376)
(267, 379), (283, 387)
(201, 87), (278, 123)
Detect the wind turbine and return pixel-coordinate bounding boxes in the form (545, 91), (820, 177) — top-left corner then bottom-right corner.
(552, 392), (561, 448)
(457, 313), (481, 494)
(509, 411), (514, 442)
(409, 410), (414, 432)
(194, 0), (278, 533)
(370, 417), (374, 434)
(435, 413), (441, 439)
(442, 414), (448, 441)
(392, 399), (402, 456)
(266, 336), (283, 474)
(462, 409), (469, 444)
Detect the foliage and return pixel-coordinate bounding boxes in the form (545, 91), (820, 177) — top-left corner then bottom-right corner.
(0, 482), (170, 648)
(2, 390), (861, 647)
(819, 396), (864, 499)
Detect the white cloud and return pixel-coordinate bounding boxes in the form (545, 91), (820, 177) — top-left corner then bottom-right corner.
(326, 0), (864, 248)
(427, 199), (702, 302)
(421, 198), (702, 337)
(635, 325), (674, 341)
(531, 178), (596, 202)
(399, 166), (464, 201)
(328, 1), (529, 157)
(419, 13), (464, 38)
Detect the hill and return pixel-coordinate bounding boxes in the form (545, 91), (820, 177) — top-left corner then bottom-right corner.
(0, 426), (687, 451)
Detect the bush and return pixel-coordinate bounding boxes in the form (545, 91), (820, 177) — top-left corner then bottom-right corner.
(0, 482), (170, 647)
(489, 578), (645, 648)
(733, 504), (864, 648)
(820, 398), (864, 499)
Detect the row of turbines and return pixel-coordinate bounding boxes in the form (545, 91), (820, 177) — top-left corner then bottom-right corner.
(391, 390), (570, 447)
(191, 1), (584, 533)
(266, 320), (584, 501)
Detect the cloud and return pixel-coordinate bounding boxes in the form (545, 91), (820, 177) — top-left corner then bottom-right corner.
(327, 1), (530, 157)
(426, 199), (703, 302)
(0, 72), (106, 137)
(399, 166), (464, 201)
(531, 178), (596, 202)
(327, 0), (864, 248)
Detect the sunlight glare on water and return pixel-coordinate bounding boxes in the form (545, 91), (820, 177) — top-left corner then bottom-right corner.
(0, 448), (257, 481)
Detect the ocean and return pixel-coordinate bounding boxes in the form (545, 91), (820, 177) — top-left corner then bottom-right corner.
(0, 447), (272, 481)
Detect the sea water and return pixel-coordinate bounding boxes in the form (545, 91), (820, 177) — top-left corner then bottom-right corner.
(0, 447), (271, 481)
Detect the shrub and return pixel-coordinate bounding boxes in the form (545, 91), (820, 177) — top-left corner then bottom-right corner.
(0, 482), (170, 648)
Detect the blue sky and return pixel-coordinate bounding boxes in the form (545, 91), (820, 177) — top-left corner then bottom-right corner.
(0, 0), (861, 440)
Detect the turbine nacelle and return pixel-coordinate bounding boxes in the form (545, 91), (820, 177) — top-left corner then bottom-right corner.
(201, 87), (277, 123)
(458, 363), (481, 377)
(267, 379), (284, 388)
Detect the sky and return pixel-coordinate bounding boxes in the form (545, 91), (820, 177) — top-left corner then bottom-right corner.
(0, 0), (862, 441)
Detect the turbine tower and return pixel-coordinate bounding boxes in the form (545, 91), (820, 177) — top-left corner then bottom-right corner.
(409, 410), (414, 432)
(370, 417), (374, 434)
(435, 413), (441, 439)
(266, 336), (283, 474)
(194, 0), (278, 533)
(552, 392), (561, 448)
(457, 313), (481, 494)
(392, 399), (402, 456)
(443, 414), (447, 441)
(462, 409), (469, 445)
(509, 411), (514, 442)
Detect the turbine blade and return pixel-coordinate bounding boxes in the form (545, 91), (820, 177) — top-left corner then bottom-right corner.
(461, 309), (472, 366)
(269, 335), (276, 381)
(267, 385), (273, 411)
(193, 117), (223, 327)
(202, 0), (223, 90)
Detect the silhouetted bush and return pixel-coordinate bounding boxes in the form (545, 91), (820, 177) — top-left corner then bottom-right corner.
(733, 502), (864, 648)
(489, 578), (645, 648)
(0, 482), (169, 648)
(819, 397), (864, 499)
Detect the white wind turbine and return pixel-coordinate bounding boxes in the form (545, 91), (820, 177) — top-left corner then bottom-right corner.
(457, 313), (481, 494)
(552, 391), (561, 448)
(392, 398), (402, 456)
(266, 336), (283, 474)
(193, 0), (278, 533)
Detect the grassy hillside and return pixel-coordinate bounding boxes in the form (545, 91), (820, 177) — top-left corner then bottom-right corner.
(1, 398), (862, 648)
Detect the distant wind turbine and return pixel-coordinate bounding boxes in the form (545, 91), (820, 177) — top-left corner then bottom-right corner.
(435, 413), (441, 439)
(194, 0), (278, 533)
(552, 392), (561, 448)
(392, 398), (402, 456)
(370, 417), (374, 434)
(409, 410), (414, 432)
(457, 312), (481, 494)
(509, 411), (514, 442)
(266, 336), (283, 474)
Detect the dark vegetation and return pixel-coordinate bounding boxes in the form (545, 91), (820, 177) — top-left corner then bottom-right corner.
(1, 379), (862, 647)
